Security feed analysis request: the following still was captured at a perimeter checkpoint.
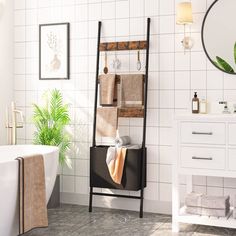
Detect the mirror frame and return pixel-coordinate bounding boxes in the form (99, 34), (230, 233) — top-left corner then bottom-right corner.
(201, 0), (236, 75)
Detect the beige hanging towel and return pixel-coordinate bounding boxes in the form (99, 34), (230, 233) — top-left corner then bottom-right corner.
(120, 74), (144, 107)
(106, 147), (127, 184)
(16, 155), (48, 235)
(96, 107), (118, 137)
(99, 74), (117, 106)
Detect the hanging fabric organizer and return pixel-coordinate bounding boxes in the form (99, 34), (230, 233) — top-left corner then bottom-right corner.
(89, 18), (151, 218)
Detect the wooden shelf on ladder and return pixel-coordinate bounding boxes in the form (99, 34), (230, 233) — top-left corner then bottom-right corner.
(118, 107), (144, 118)
(99, 40), (147, 51)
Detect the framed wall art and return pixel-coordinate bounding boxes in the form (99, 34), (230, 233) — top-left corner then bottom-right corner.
(39, 23), (70, 80)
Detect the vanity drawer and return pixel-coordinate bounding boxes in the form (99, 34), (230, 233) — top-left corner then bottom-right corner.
(180, 146), (225, 170)
(228, 149), (236, 171)
(228, 124), (236, 145)
(180, 122), (225, 145)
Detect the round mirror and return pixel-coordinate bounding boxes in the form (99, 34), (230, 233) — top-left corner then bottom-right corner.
(202, 0), (236, 74)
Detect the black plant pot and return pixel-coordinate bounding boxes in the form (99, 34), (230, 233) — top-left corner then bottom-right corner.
(47, 174), (60, 209)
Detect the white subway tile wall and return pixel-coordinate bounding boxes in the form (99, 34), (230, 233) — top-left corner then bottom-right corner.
(13, 0), (236, 211)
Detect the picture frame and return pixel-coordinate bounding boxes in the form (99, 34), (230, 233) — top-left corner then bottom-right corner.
(39, 23), (70, 80)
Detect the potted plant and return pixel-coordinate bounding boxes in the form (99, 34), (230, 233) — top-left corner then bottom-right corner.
(32, 89), (71, 207)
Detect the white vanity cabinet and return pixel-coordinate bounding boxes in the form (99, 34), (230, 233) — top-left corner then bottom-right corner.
(172, 114), (236, 232)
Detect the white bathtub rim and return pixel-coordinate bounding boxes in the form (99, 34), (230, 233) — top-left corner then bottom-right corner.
(0, 144), (59, 163)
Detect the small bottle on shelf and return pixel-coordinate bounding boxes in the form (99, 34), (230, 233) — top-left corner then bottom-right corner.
(192, 92), (199, 114)
(199, 99), (207, 114)
(223, 105), (230, 114)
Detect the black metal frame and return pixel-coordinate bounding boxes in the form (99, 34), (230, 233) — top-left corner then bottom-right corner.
(201, 0), (236, 75)
(39, 22), (70, 80)
(89, 18), (151, 218)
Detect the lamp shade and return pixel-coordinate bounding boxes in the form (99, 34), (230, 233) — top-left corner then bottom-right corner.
(176, 2), (193, 25)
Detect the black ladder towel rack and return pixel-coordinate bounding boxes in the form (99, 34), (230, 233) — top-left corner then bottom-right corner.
(89, 18), (151, 218)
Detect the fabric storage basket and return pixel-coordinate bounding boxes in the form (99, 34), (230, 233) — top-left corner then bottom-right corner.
(90, 146), (146, 191)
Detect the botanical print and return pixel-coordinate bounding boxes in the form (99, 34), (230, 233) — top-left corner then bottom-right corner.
(47, 32), (62, 72)
(40, 23), (69, 80)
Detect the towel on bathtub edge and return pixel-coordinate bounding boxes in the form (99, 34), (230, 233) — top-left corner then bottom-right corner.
(16, 154), (48, 234)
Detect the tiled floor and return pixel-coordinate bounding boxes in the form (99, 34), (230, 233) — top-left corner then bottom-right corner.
(24, 204), (236, 236)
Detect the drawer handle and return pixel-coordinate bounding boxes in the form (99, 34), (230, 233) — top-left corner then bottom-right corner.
(192, 131), (213, 135)
(192, 156), (213, 161)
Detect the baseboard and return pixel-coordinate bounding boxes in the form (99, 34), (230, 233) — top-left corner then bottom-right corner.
(60, 192), (172, 215)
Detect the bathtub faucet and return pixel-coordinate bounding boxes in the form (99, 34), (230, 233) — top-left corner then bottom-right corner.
(5, 102), (24, 145)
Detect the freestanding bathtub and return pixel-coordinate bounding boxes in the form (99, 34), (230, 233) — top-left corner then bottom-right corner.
(0, 145), (59, 236)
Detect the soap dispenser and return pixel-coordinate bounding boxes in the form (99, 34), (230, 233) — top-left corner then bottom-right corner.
(192, 92), (199, 114)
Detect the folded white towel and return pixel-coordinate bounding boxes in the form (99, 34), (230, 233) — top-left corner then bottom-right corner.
(233, 208), (236, 219)
(106, 147), (116, 166)
(186, 206), (230, 217)
(234, 195), (236, 208)
(115, 136), (131, 147)
(201, 195), (230, 209)
(185, 192), (203, 207)
(185, 192), (230, 210)
(202, 207), (230, 217)
(185, 206), (202, 215)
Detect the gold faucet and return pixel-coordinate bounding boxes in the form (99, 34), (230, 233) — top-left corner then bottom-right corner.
(6, 102), (24, 145)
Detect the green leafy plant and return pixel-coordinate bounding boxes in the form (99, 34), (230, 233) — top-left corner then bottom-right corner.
(214, 42), (236, 73)
(32, 89), (71, 168)
(215, 56), (234, 73)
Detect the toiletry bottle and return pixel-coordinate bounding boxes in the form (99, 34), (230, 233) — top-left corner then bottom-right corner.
(192, 92), (199, 114)
(223, 105), (230, 114)
(200, 99), (207, 114)
(234, 104), (236, 113)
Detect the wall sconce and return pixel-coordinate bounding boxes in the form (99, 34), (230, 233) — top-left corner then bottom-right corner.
(176, 2), (194, 50)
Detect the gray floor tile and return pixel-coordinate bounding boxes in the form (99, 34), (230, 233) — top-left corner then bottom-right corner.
(23, 204), (236, 236)
(192, 225), (236, 236)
